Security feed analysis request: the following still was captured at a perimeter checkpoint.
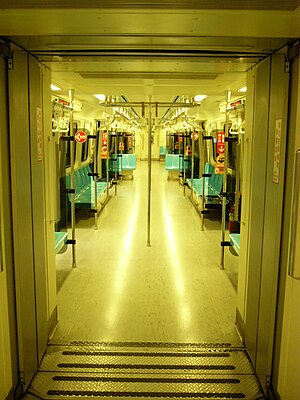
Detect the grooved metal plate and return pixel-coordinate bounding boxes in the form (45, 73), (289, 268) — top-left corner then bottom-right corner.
(28, 372), (263, 399)
(39, 345), (254, 375)
(27, 343), (264, 399)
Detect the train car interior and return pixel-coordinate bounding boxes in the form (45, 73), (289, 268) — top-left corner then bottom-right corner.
(0, 3), (300, 400)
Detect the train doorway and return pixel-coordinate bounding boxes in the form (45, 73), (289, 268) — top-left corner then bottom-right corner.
(6, 41), (291, 399)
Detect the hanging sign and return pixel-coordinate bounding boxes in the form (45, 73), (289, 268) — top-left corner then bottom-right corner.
(214, 154), (225, 175)
(101, 131), (108, 159)
(216, 131), (225, 154)
(75, 131), (87, 143)
(192, 131), (199, 141)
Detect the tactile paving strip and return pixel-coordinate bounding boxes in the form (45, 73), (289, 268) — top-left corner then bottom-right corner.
(27, 343), (264, 399)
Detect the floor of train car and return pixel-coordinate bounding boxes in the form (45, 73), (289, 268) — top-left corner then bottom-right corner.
(53, 160), (240, 344)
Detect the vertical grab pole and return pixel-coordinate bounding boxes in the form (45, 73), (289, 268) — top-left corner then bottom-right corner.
(234, 137), (241, 222)
(220, 90), (231, 269)
(147, 97), (152, 247)
(200, 131), (205, 231)
(93, 130), (98, 230)
(183, 131), (186, 196)
(69, 89), (77, 268)
(191, 130), (194, 204)
(106, 131), (109, 201)
(114, 131), (118, 196)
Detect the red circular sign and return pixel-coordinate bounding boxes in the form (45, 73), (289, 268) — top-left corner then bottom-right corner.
(192, 131), (199, 141)
(75, 131), (87, 143)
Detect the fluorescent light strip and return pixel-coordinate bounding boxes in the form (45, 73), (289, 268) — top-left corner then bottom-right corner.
(50, 84), (61, 91)
(238, 86), (247, 93)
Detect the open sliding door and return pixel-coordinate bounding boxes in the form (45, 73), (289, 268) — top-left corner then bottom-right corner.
(244, 53), (289, 393)
(9, 49), (49, 389)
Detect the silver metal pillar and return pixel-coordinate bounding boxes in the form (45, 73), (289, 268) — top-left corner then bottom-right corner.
(220, 90), (231, 269)
(69, 89), (77, 268)
(200, 131), (205, 232)
(183, 132), (186, 196)
(93, 131), (98, 230)
(114, 131), (118, 196)
(234, 138), (241, 222)
(147, 98), (152, 247)
(191, 130), (195, 205)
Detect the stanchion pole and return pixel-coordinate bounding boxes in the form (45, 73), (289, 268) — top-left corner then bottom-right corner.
(147, 97), (152, 247)
(220, 90), (231, 269)
(106, 131), (109, 201)
(200, 131), (205, 231)
(69, 89), (77, 268)
(93, 130), (98, 230)
(114, 131), (118, 196)
(191, 130), (195, 205)
(183, 131), (186, 196)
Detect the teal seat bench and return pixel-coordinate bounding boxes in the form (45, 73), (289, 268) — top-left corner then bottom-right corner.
(160, 146), (166, 156)
(186, 163), (223, 205)
(122, 154), (136, 170)
(55, 231), (68, 254)
(65, 165), (109, 209)
(229, 233), (240, 255)
(165, 154), (184, 170)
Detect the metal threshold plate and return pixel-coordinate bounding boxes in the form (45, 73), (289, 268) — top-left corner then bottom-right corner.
(27, 342), (264, 399)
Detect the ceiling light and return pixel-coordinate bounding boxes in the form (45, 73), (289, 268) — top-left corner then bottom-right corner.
(238, 86), (247, 93)
(50, 84), (61, 91)
(194, 95), (207, 103)
(94, 94), (106, 102)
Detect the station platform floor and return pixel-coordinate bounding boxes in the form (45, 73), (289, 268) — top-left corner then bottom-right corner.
(53, 160), (240, 345)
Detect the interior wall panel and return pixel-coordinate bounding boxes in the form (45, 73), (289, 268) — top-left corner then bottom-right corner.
(0, 52), (14, 400)
(29, 55), (49, 363)
(245, 57), (271, 366)
(9, 50), (38, 389)
(255, 53), (289, 388)
(276, 55), (300, 400)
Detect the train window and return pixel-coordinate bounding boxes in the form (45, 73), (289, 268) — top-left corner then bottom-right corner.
(65, 122), (78, 168)
(81, 136), (92, 162)
(65, 140), (71, 169)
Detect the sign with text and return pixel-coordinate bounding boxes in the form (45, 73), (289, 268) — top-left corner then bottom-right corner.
(273, 119), (282, 184)
(214, 154), (225, 175)
(216, 131), (225, 154)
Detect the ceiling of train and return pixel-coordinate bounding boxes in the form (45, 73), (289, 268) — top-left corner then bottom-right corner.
(1, 3), (299, 122)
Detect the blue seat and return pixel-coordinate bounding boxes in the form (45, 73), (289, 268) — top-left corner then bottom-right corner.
(122, 154), (136, 170)
(159, 146), (166, 156)
(165, 154), (183, 170)
(65, 165), (109, 209)
(186, 163), (223, 204)
(54, 231), (68, 254)
(229, 233), (240, 255)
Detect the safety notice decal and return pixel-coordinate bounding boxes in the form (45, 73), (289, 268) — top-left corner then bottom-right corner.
(273, 119), (282, 184)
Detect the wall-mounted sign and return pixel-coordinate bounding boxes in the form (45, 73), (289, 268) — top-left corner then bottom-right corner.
(36, 107), (43, 162)
(273, 119), (282, 184)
